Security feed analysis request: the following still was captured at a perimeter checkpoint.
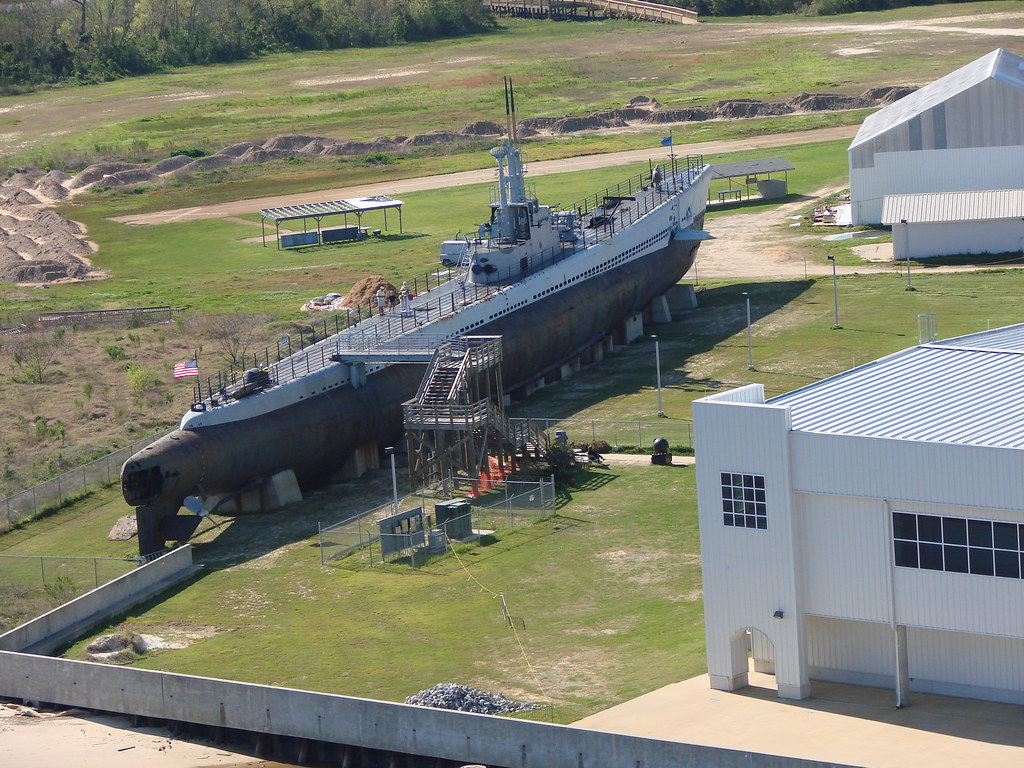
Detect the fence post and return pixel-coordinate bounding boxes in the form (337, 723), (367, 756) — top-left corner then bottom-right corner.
(319, 523), (324, 566)
(638, 422), (643, 450)
(94, 558), (99, 588)
(39, 556), (45, 587)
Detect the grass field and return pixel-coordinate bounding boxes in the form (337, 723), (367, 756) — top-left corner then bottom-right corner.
(2, 0), (1024, 726)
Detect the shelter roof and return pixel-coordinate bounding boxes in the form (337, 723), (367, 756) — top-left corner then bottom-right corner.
(709, 157), (794, 179)
(882, 189), (1024, 224)
(261, 196), (403, 223)
(767, 324), (1024, 448)
(850, 48), (1024, 150)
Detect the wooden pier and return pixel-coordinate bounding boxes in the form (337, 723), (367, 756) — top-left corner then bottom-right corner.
(485, 0), (698, 23)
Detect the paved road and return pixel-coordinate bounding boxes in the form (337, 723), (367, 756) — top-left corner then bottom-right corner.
(112, 125), (858, 226)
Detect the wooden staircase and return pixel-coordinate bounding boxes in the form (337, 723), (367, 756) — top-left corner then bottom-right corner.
(404, 336), (548, 489)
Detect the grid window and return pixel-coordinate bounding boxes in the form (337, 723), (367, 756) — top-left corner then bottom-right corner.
(721, 472), (767, 530)
(893, 511), (1024, 581)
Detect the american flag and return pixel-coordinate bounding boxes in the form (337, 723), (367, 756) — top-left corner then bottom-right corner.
(173, 359), (199, 378)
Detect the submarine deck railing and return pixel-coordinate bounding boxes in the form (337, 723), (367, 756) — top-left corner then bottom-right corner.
(193, 155), (705, 404)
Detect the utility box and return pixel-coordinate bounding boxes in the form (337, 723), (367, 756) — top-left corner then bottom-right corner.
(378, 507), (425, 558)
(435, 498), (472, 541)
(757, 179), (787, 199)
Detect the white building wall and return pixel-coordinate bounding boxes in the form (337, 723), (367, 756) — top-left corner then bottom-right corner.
(851, 145), (1024, 224)
(694, 386), (811, 699)
(893, 555), (1024, 638)
(799, 494), (891, 622)
(891, 218), (1024, 259)
(909, 627), (1024, 704)
(805, 616), (894, 688)
(789, 433), (1024, 514)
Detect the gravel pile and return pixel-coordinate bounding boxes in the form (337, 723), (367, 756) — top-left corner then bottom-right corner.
(405, 683), (538, 715)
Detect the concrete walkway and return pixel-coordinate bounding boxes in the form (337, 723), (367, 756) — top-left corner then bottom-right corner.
(573, 671), (1024, 768)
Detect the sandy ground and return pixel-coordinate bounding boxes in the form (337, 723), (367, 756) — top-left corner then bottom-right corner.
(0, 705), (274, 768)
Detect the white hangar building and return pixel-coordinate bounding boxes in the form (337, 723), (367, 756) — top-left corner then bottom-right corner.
(882, 189), (1024, 261)
(849, 48), (1024, 226)
(693, 324), (1024, 705)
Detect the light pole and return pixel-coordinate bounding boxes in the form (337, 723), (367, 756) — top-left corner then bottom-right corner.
(828, 255), (841, 329)
(652, 335), (665, 417)
(743, 292), (754, 370)
(385, 446), (399, 513)
(902, 219), (914, 291)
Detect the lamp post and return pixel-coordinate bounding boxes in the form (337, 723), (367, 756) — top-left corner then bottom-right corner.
(385, 446), (399, 513)
(652, 335), (665, 417)
(743, 292), (754, 370)
(902, 219), (914, 291)
(827, 255), (841, 329)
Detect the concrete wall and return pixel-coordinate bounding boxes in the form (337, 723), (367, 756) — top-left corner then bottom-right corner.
(0, 651), (856, 768)
(0, 546), (198, 655)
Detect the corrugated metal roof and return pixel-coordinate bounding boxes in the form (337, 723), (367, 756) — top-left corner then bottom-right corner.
(767, 323), (1024, 448)
(850, 48), (1024, 150)
(261, 196), (403, 223)
(709, 157), (794, 180)
(881, 189), (1024, 224)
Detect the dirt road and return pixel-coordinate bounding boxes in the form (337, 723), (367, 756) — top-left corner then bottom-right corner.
(111, 125), (859, 226)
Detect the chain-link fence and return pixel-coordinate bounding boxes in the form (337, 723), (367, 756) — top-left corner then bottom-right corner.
(0, 554), (139, 590)
(512, 418), (693, 454)
(318, 477), (555, 568)
(0, 554), (140, 632)
(0, 429), (173, 535)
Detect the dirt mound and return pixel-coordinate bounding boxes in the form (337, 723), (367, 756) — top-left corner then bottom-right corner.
(235, 148), (279, 165)
(321, 141), (375, 156)
(518, 116), (565, 131)
(625, 95), (661, 110)
(5, 172), (34, 188)
(42, 230), (92, 255)
(712, 99), (794, 118)
(40, 169), (71, 184)
(262, 135), (320, 152)
(300, 139), (333, 154)
(68, 162), (143, 189)
(342, 275), (397, 310)
(150, 154), (196, 174)
(105, 168), (157, 187)
(642, 108), (711, 124)
(1, 232), (42, 256)
(551, 115), (626, 134)
(861, 86), (917, 104)
(217, 142), (259, 158)
(0, 187), (41, 205)
(461, 120), (504, 136)
(0, 252), (81, 282)
(601, 107), (654, 122)
(35, 178), (69, 200)
(35, 209), (84, 234)
(403, 130), (464, 147)
(789, 92), (872, 111)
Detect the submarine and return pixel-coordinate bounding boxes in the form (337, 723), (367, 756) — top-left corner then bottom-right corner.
(121, 80), (713, 554)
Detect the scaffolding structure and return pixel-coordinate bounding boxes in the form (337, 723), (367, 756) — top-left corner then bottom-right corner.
(403, 336), (548, 489)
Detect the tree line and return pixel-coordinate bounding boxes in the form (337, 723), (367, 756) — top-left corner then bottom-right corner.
(0, 0), (495, 92)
